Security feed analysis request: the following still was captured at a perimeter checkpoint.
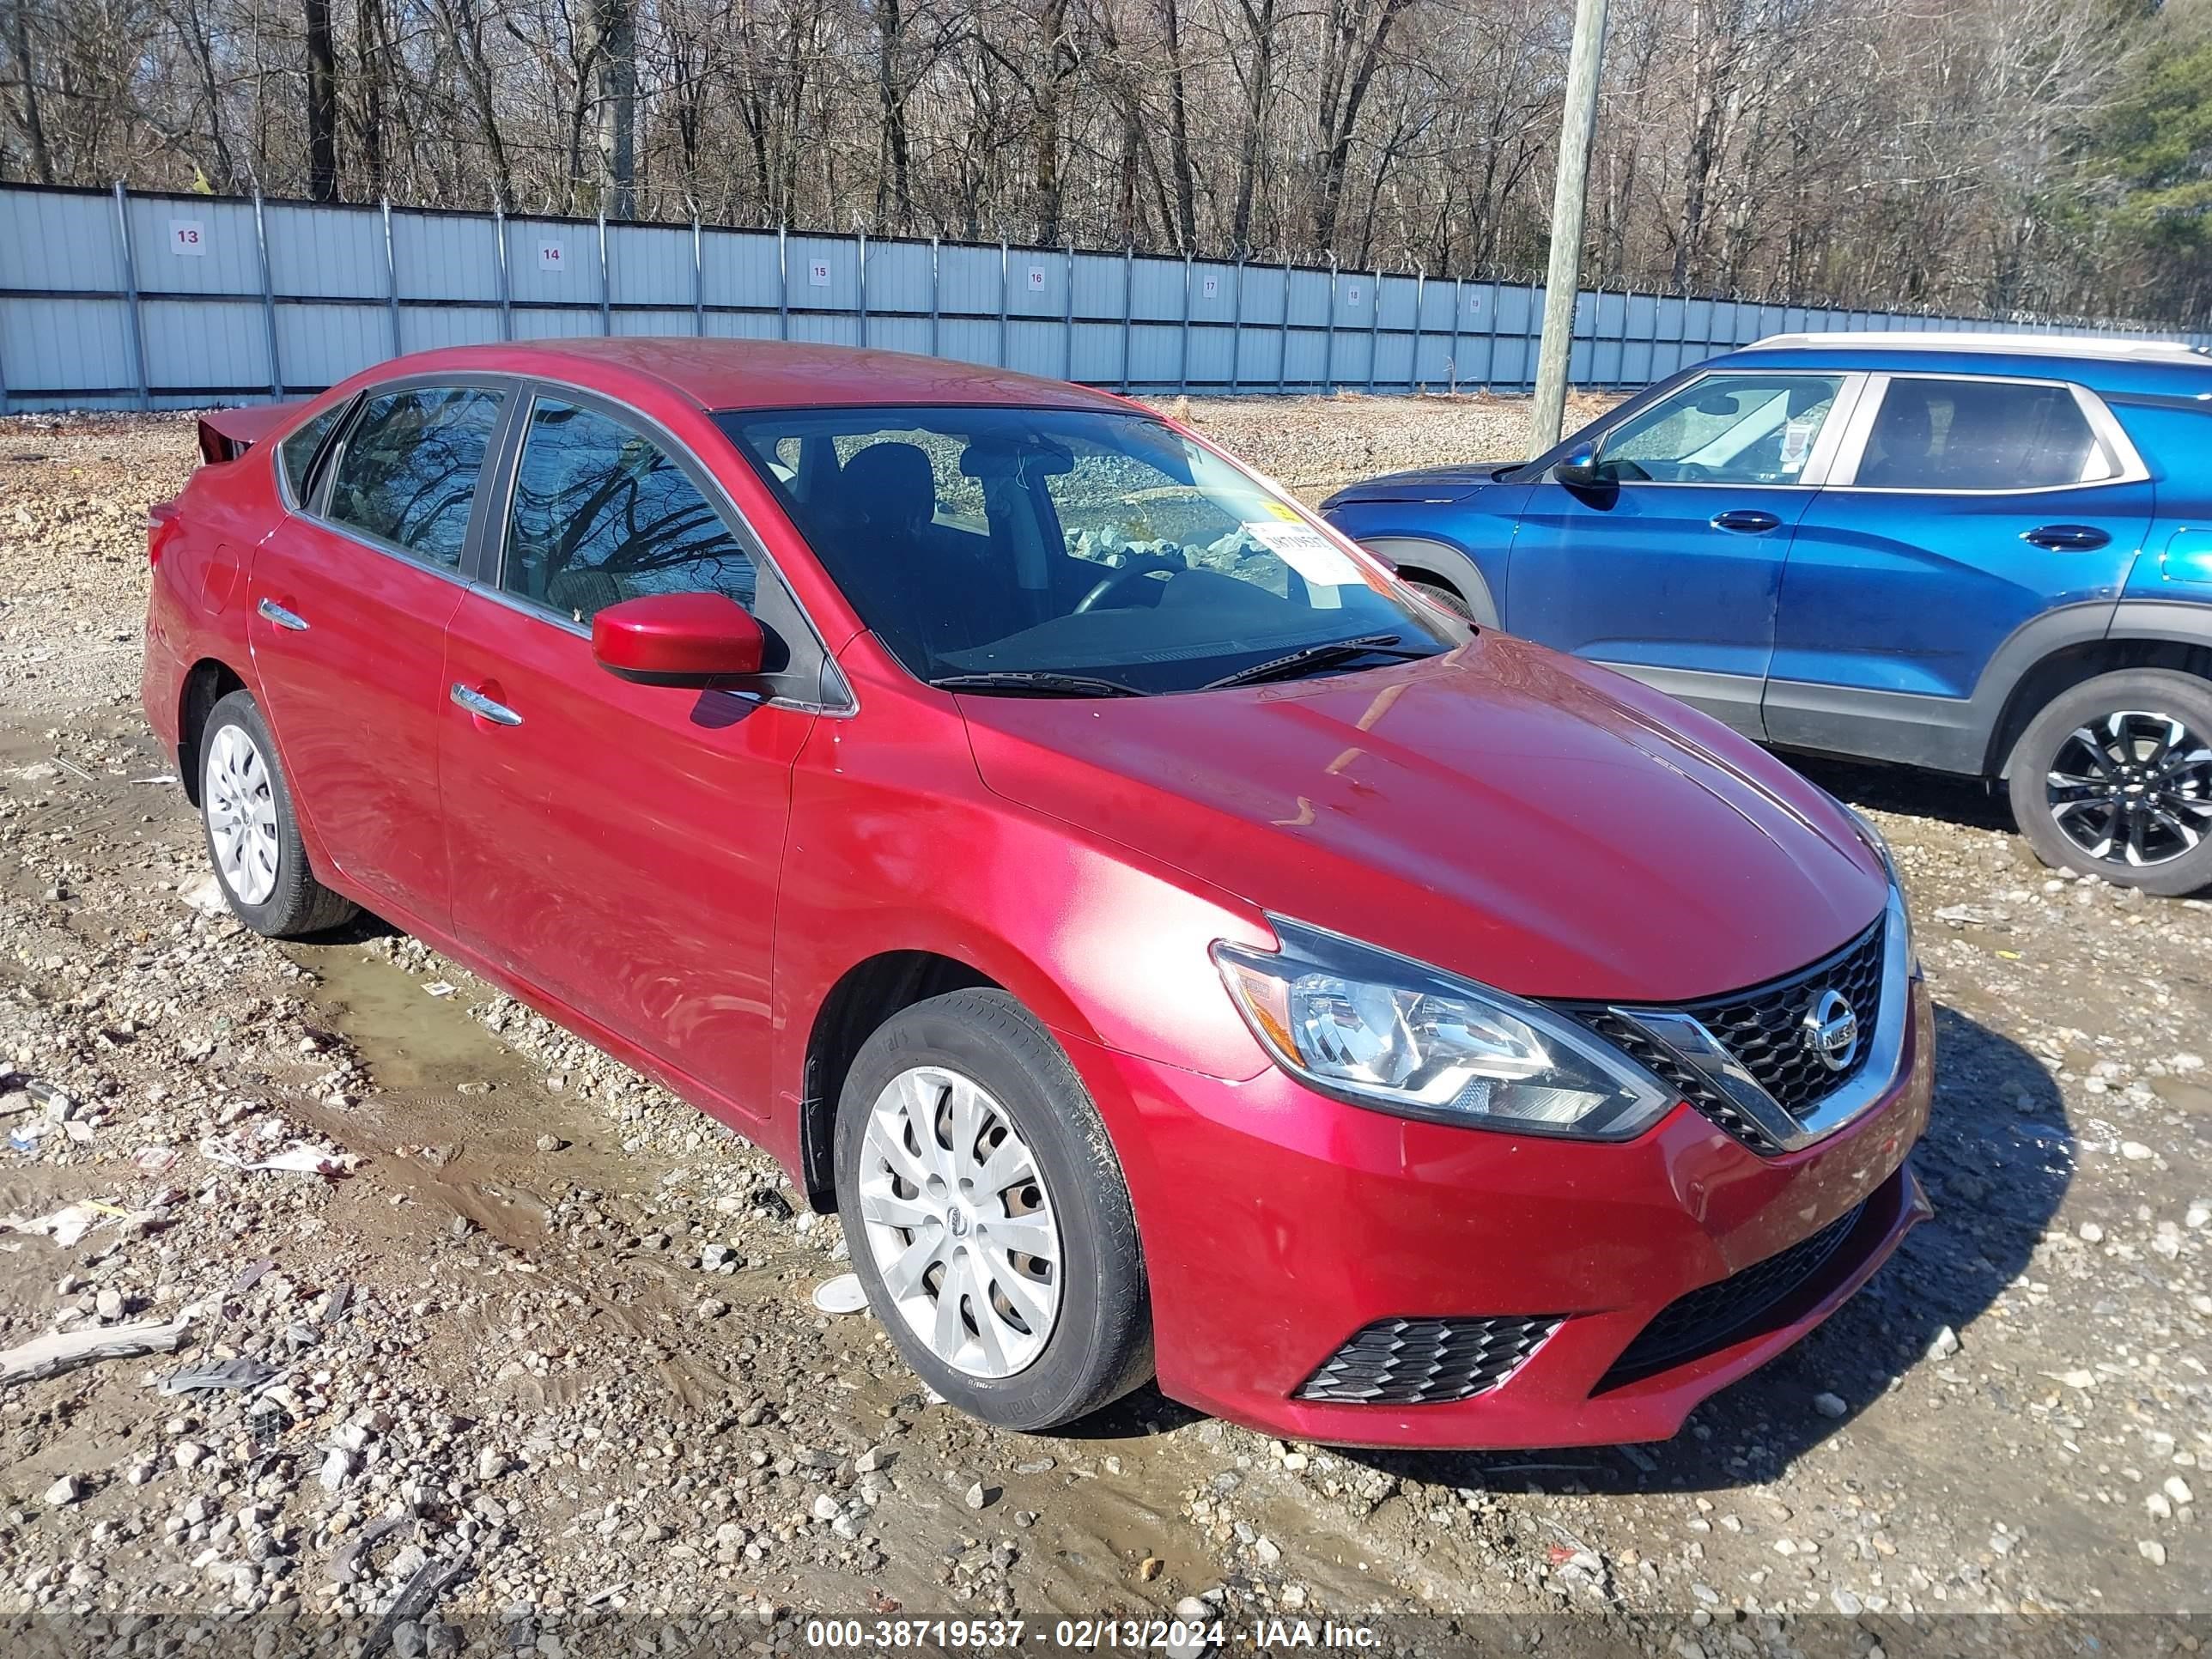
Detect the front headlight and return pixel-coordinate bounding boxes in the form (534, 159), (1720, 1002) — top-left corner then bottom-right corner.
(1211, 918), (1674, 1139)
(1840, 802), (1918, 975)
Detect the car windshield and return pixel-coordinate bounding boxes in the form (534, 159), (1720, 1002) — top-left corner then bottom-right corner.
(715, 404), (1460, 696)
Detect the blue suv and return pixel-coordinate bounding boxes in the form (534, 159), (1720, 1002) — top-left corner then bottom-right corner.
(1321, 332), (2212, 895)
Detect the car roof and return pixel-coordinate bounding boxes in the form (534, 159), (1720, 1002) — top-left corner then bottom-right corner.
(355, 337), (1135, 416)
(1713, 331), (2212, 399)
(1747, 331), (2209, 363)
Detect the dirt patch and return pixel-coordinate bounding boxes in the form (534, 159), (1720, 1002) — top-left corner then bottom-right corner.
(0, 404), (2206, 1648)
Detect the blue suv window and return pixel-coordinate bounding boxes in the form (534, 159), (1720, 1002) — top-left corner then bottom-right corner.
(1599, 374), (1844, 485)
(1854, 377), (2106, 491)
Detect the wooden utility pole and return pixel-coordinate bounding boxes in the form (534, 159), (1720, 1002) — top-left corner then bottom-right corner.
(1528, 0), (1609, 453)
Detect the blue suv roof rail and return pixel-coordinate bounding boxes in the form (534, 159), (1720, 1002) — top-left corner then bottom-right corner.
(1747, 331), (2210, 362)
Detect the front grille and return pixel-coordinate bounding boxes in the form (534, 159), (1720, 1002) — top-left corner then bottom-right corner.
(1679, 919), (1887, 1115)
(1600, 1200), (1867, 1386)
(1574, 1009), (1787, 1153)
(1296, 1315), (1559, 1405)
(1559, 916), (1887, 1152)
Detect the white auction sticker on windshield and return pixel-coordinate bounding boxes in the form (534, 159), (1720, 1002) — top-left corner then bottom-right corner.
(1247, 520), (1363, 586)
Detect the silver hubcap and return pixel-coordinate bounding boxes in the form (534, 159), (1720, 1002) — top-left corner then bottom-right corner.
(857, 1066), (1062, 1378)
(2047, 709), (2212, 869)
(204, 723), (281, 905)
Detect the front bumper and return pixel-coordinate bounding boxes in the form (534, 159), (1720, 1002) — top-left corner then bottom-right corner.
(1067, 976), (1933, 1449)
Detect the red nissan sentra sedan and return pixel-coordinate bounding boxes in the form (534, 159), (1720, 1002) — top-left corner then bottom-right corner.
(143, 339), (1931, 1447)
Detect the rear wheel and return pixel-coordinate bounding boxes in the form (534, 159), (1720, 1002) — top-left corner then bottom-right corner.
(2006, 669), (2212, 896)
(835, 988), (1152, 1431)
(198, 690), (358, 936)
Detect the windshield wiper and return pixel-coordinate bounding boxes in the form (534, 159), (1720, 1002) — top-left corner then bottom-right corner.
(1201, 634), (1432, 690)
(929, 671), (1148, 698)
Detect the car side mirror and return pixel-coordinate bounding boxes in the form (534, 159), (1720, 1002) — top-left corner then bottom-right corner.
(592, 592), (767, 688)
(1553, 445), (1603, 489)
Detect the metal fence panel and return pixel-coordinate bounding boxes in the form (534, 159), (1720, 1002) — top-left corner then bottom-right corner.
(607, 222), (688, 307)
(276, 302), (390, 386)
(0, 189), (119, 293)
(2, 296), (131, 396)
(143, 296), (266, 389)
(937, 246), (1002, 319)
(265, 203), (386, 301)
(5, 181), (2209, 412)
(127, 196), (258, 298)
(699, 228), (780, 312)
(613, 308), (697, 339)
(1127, 256), (1184, 323)
(388, 210), (496, 303)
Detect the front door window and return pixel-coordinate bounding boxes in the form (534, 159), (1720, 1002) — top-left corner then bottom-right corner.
(1595, 374), (1845, 486)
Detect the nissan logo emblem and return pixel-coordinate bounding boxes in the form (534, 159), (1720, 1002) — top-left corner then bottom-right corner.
(1801, 989), (1860, 1073)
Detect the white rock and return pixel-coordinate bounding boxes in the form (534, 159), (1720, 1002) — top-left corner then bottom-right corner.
(2141, 1540), (2168, 1567)
(43, 1476), (81, 1507)
(2166, 1475), (2194, 1507)
(2079, 1222), (2106, 1243)
(2121, 1141), (2154, 1162)
(1926, 1325), (1960, 1360)
(476, 1447), (507, 1483)
(173, 1442), (207, 1471)
(811, 1493), (841, 1522)
(318, 1449), (355, 1493)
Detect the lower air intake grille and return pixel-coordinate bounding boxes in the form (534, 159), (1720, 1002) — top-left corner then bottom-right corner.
(1296, 1315), (1559, 1405)
(1601, 1200), (1867, 1386)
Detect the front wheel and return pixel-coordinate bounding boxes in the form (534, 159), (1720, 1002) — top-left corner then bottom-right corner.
(2006, 668), (2212, 896)
(834, 988), (1152, 1431)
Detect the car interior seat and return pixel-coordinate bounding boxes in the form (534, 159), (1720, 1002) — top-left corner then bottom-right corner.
(1858, 382), (1939, 488)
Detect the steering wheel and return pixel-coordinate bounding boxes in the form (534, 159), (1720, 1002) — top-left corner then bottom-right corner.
(1671, 461), (1719, 483)
(1074, 550), (1185, 614)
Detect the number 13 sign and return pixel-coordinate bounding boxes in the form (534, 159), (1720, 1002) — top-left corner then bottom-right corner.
(170, 220), (206, 256)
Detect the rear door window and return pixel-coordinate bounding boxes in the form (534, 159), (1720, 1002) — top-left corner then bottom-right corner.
(501, 397), (755, 623)
(1853, 377), (2110, 490)
(324, 386), (506, 568)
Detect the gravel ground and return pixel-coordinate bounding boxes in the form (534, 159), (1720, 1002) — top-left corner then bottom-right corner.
(1, 403), (2209, 1654)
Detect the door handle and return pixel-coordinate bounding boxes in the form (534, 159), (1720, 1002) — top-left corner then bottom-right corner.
(450, 684), (523, 727)
(2023, 523), (2111, 551)
(256, 598), (308, 632)
(1711, 509), (1782, 534)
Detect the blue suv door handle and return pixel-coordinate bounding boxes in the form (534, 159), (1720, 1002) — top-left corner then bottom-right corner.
(1711, 509), (1782, 534)
(2023, 523), (2112, 551)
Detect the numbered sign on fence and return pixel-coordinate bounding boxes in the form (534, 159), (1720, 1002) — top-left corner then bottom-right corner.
(170, 220), (205, 256)
(1026, 265), (1046, 293)
(1346, 283), (1362, 307)
(1201, 274), (1219, 301)
(808, 259), (831, 288)
(538, 240), (565, 272)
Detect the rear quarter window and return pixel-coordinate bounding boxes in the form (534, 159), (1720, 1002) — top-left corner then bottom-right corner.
(277, 402), (349, 505)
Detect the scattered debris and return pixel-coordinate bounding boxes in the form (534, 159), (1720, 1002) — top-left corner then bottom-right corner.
(0, 1313), (195, 1388)
(199, 1135), (357, 1176)
(811, 1272), (868, 1315)
(158, 1353), (277, 1395)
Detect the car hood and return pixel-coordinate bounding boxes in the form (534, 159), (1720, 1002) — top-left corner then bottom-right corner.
(1321, 462), (1519, 508)
(957, 633), (1887, 1005)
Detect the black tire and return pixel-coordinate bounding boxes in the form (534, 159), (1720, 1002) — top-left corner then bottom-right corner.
(1407, 578), (1476, 622)
(2006, 668), (2212, 897)
(834, 988), (1152, 1431)
(197, 690), (358, 936)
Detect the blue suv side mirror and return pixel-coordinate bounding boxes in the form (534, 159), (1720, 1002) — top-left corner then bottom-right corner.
(1553, 444), (1603, 489)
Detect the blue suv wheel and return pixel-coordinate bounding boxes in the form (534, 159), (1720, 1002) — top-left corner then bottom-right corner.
(2006, 669), (2212, 896)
